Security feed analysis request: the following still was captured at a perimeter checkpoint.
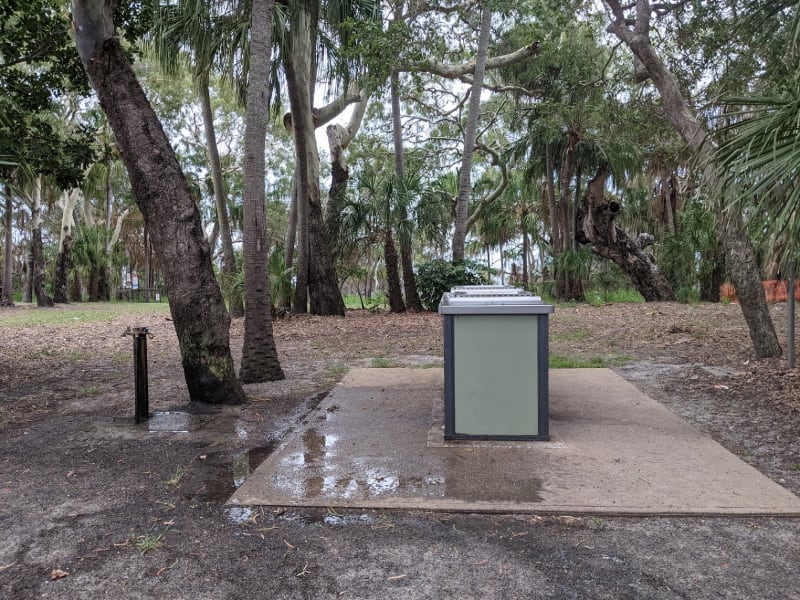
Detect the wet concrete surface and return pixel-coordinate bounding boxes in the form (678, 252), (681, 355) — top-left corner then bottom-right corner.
(230, 368), (800, 515)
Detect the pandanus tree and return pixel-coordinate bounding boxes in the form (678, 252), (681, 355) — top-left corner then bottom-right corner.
(339, 167), (419, 312)
(71, 0), (247, 403)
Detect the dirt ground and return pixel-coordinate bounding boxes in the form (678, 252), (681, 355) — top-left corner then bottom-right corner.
(1, 300), (799, 599)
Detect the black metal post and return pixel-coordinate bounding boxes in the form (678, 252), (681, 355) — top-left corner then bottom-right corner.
(130, 327), (150, 423)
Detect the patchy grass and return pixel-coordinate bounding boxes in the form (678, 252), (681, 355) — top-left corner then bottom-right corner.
(132, 532), (165, 555)
(586, 289), (645, 305)
(370, 357), (396, 368)
(323, 361), (349, 380)
(0, 302), (170, 328)
(67, 350), (91, 362)
(549, 353), (633, 369)
(165, 466), (186, 487)
(417, 361), (444, 369)
(80, 385), (103, 397)
(552, 328), (591, 343)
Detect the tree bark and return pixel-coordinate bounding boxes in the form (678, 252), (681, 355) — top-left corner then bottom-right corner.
(325, 122), (350, 262)
(200, 76), (243, 318)
(325, 92), (368, 263)
(2, 185), (14, 306)
(240, 0), (284, 383)
(605, 0), (781, 357)
(577, 168), (674, 301)
(72, 2), (246, 403)
(31, 177), (53, 307)
(284, 1), (344, 316)
(384, 228), (405, 313)
(452, 4), (491, 263)
(280, 168), (298, 311)
(284, 54), (311, 315)
(53, 234), (72, 304)
(54, 190), (78, 303)
(23, 246), (33, 303)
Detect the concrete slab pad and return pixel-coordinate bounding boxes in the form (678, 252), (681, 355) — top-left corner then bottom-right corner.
(229, 368), (800, 516)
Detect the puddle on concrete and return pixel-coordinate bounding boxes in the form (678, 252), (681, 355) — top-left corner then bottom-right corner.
(147, 411), (192, 433)
(201, 443), (278, 503)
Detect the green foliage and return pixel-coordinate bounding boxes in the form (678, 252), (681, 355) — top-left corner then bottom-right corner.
(71, 226), (126, 300)
(0, 1), (97, 187)
(415, 259), (487, 311)
(269, 245), (294, 310)
(658, 199), (718, 303)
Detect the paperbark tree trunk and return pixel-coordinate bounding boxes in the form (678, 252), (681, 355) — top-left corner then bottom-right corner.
(53, 190), (78, 303)
(326, 94), (368, 263)
(605, 0), (781, 358)
(240, 0), (284, 383)
(284, 1), (344, 316)
(577, 168), (674, 301)
(72, 0), (246, 403)
(31, 177), (53, 307)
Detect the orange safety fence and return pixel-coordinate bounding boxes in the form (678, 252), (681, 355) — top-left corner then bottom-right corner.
(721, 280), (800, 303)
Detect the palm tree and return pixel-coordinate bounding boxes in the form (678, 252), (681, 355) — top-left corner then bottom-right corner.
(718, 90), (800, 263)
(240, 0), (285, 383)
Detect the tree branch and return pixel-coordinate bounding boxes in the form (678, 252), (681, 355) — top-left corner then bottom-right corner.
(399, 41), (540, 78)
(312, 84), (363, 129)
(465, 142), (509, 233)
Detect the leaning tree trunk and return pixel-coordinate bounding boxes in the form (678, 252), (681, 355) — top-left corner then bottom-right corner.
(719, 206), (781, 357)
(239, 0), (284, 383)
(577, 168), (674, 301)
(605, 0), (780, 358)
(72, 2), (246, 404)
(200, 76), (243, 318)
(2, 185), (14, 306)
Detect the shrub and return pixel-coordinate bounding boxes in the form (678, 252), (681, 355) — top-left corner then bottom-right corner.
(415, 259), (486, 311)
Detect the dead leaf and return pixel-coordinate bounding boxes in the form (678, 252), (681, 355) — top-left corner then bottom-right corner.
(50, 569), (69, 580)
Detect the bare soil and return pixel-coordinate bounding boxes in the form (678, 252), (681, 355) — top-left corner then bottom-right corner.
(1, 301), (799, 599)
